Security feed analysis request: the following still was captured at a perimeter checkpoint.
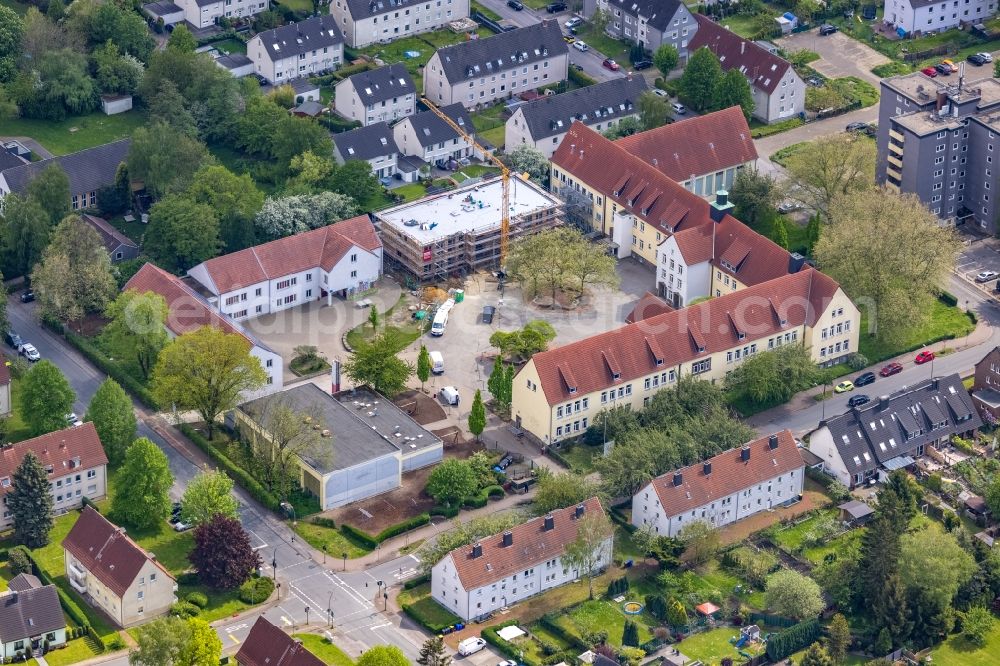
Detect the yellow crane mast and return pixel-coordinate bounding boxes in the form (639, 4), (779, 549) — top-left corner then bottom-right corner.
(420, 97), (511, 266)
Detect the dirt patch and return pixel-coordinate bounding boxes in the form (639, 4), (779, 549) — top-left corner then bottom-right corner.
(328, 466), (439, 533)
(69, 312), (109, 337)
(393, 389), (446, 425)
(717, 479), (830, 546)
(430, 427), (485, 459)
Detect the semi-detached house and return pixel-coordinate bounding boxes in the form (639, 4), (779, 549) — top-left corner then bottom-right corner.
(334, 122), (400, 179)
(248, 15), (345, 85)
(330, 0), (470, 48)
(632, 431), (804, 537)
(431, 497), (611, 621)
(142, 0), (267, 30)
(583, 0), (696, 56)
(334, 64), (416, 126)
(392, 103), (477, 165)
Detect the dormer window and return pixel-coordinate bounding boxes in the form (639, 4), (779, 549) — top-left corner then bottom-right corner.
(612, 372), (620, 381)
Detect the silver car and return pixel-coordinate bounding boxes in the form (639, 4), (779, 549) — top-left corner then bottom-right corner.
(19, 343), (40, 362)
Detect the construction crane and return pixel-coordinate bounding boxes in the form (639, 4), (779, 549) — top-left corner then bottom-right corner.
(420, 96), (511, 268)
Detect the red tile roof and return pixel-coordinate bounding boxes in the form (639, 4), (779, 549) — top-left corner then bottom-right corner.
(551, 122), (714, 236)
(0, 423), (108, 497)
(447, 497), (606, 591)
(670, 224), (715, 265)
(615, 107), (758, 182)
(689, 15), (795, 95)
(527, 267), (842, 406)
(194, 215), (381, 295)
(625, 292), (674, 324)
(62, 506), (174, 597)
(646, 430), (804, 517)
(712, 215), (803, 286)
(236, 617), (325, 666)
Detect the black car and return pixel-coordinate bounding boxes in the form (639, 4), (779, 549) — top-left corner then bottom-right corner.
(482, 305), (495, 324)
(855, 371), (876, 387)
(848, 394), (871, 408)
(19, 290), (34, 303)
(5, 330), (21, 349)
(846, 122), (869, 133)
(507, 0), (523, 9)
(632, 60), (653, 70)
(819, 24), (838, 35)
(968, 53), (988, 66)
(935, 63), (952, 75)
(546, 1), (567, 11)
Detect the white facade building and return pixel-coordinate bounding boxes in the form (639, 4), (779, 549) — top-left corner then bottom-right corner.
(330, 0), (470, 48)
(247, 15), (344, 84)
(884, 0), (997, 35)
(335, 64), (416, 126)
(392, 103), (476, 165)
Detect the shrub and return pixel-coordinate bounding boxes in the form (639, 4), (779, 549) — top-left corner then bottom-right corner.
(312, 517), (336, 529)
(186, 591), (209, 608)
(766, 619), (821, 661)
(940, 290), (959, 307)
(238, 576), (275, 604)
(374, 514), (430, 542)
(403, 573), (431, 590)
(339, 524), (378, 550)
(178, 424), (281, 512)
(8, 547), (32, 575)
(430, 504), (460, 518)
(170, 601), (201, 618)
(847, 353), (869, 371)
(569, 66), (597, 87)
(63, 331), (158, 408)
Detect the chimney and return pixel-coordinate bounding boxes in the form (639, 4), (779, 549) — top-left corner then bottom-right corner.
(575, 503), (585, 519)
(673, 472), (683, 486)
(932, 377), (940, 390)
(768, 434), (779, 450)
(740, 446), (750, 462)
(710, 190), (734, 222)
(502, 531), (513, 547)
(471, 543), (483, 558)
(703, 461), (712, 475)
(544, 515), (554, 531)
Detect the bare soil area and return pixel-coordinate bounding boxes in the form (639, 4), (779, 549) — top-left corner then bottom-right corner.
(392, 389), (446, 425)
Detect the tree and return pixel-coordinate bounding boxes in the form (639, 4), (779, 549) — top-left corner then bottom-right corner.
(725, 344), (819, 406)
(152, 326), (267, 439)
(0, 5), (23, 83)
(784, 135), (876, 221)
(468, 389), (486, 440)
(26, 164), (70, 227)
(181, 470), (239, 525)
(272, 115), (333, 173)
(178, 618), (222, 666)
(679, 47), (723, 111)
(98, 163), (132, 217)
(487, 359), (512, 411)
(330, 160), (382, 204)
(653, 43), (679, 76)
(505, 145), (549, 182)
(21, 360), (75, 436)
(416, 635), (451, 666)
(7, 452), (54, 548)
(186, 165), (265, 252)
(799, 643), (834, 666)
(590, 7), (611, 34)
(961, 606), (995, 647)
(2, 195), (50, 278)
(254, 192), (358, 241)
(678, 520), (720, 567)
(357, 646), (409, 666)
(342, 334), (414, 397)
(368, 305), (379, 332)
(286, 149), (335, 194)
(988, 476), (1000, 519)
(622, 620), (640, 647)
(83, 2), (155, 61)
(189, 514), (260, 589)
(128, 123), (211, 198)
(534, 471), (600, 515)
(84, 379), (137, 466)
(129, 617), (192, 666)
(825, 613), (851, 663)
(103, 291), (169, 379)
(666, 597), (687, 627)
(638, 91), (670, 130)
(145, 195), (220, 272)
(32, 215), (116, 323)
(416, 345), (431, 391)
(562, 510), (613, 599)
(490, 321), (557, 361)
(714, 69), (755, 119)
(814, 189), (959, 341)
(92, 40), (143, 96)
(900, 525), (976, 609)
(167, 24), (197, 53)
(147, 80), (198, 138)
(8, 547), (31, 575)
(414, 512), (525, 575)
(602, 116), (643, 139)
(425, 459), (478, 507)
(506, 227), (617, 301)
(16, 49), (99, 120)
(730, 167), (780, 230)
(805, 214), (821, 254)
(112, 437), (173, 529)
(765, 570), (825, 620)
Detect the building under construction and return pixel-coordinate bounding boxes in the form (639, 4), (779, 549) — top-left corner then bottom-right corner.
(376, 175), (563, 280)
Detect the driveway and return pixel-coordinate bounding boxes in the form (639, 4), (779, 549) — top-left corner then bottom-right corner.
(776, 29), (891, 85)
(753, 105), (879, 177)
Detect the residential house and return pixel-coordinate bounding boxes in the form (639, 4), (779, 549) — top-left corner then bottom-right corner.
(614, 106), (758, 197)
(511, 267), (858, 445)
(333, 122), (400, 179)
(392, 103), (476, 166)
(216, 53), (256, 78)
(234, 384), (442, 509)
(424, 21), (568, 109)
(124, 263), (283, 394)
(236, 617), (325, 666)
(335, 63), (417, 126)
(688, 15), (805, 123)
(582, 0), (697, 56)
(0, 423), (109, 532)
(62, 507), (177, 628)
(884, 0), (997, 36)
(79, 214), (139, 263)
(140, 1), (185, 26)
(187, 214), (383, 319)
(159, 0), (268, 29)
(972, 345), (1000, 419)
(631, 431), (804, 537)
(247, 15), (344, 84)
(431, 497), (611, 621)
(330, 0), (471, 48)
(505, 76), (647, 158)
(0, 574), (65, 661)
(0, 139), (130, 211)
(0, 352), (9, 417)
(808, 374), (982, 488)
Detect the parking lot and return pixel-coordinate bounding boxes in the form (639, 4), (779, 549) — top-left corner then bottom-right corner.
(777, 29), (891, 85)
(956, 236), (1000, 294)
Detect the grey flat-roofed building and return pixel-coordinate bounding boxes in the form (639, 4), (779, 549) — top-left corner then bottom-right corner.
(216, 54), (254, 78)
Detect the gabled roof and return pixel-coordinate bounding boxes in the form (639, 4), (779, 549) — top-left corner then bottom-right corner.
(0, 423), (108, 497)
(625, 292), (673, 324)
(713, 215), (807, 286)
(645, 431), (803, 517)
(433, 20), (567, 84)
(342, 63), (415, 105)
(527, 267), (842, 405)
(80, 214), (138, 255)
(402, 103), (474, 148)
(515, 76), (647, 141)
(0, 583), (64, 643)
(601, 0), (686, 31)
(344, 0), (429, 20)
(0, 139), (129, 198)
(191, 215), (380, 295)
(551, 122), (714, 236)
(7, 573), (42, 592)
(334, 122), (399, 162)
(689, 15), (796, 95)
(615, 106), (757, 181)
(253, 15), (343, 62)
(236, 617), (325, 666)
(62, 506), (174, 598)
(446, 497), (605, 590)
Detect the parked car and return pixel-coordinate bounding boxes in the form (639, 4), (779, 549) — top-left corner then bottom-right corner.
(968, 53), (988, 66)
(976, 270), (999, 282)
(846, 121), (869, 133)
(848, 394), (871, 407)
(563, 34), (576, 43)
(602, 58), (619, 71)
(978, 52), (994, 62)
(565, 16), (583, 29)
(934, 63), (952, 75)
(5, 330), (21, 349)
(880, 362), (903, 377)
(20, 343), (39, 362)
(819, 24), (838, 35)
(573, 40), (588, 52)
(439, 386), (460, 406)
(921, 66), (939, 77)
(805, 75), (823, 87)
(777, 201), (801, 213)
(65, 413), (83, 427)
(482, 305), (495, 324)
(834, 380), (855, 393)
(915, 350), (936, 364)
(19, 290), (34, 303)
(671, 102), (686, 114)
(942, 59), (959, 72)
(507, 0), (524, 10)
(855, 371), (876, 387)
(173, 519), (193, 532)
(652, 88), (668, 97)
(458, 638), (487, 656)
(571, 63), (584, 71)
(546, 1), (567, 11)
(633, 59), (653, 70)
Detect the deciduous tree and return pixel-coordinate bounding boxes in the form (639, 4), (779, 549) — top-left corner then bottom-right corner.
(84, 379), (137, 466)
(32, 215), (116, 323)
(505, 144), (549, 182)
(21, 360), (75, 436)
(678, 520), (720, 567)
(92, 40), (144, 96)
(900, 524), (976, 609)
(181, 470), (239, 525)
(653, 43), (679, 76)
(799, 643), (834, 666)
(679, 47), (722, 111)
(103, 290), (169, 379)
(638, 90), (670, 130)
(506, 227), (617, 301)
(416, 345), (431, 391)
(330, 160), (381, 205)
(178, 618), (222, 666)
(765, 569), (825, 619)
(253, 192), (358, 241)
(961, 606), (994, 647)
(145, 195), (220, 273)
(8, 452), (54, 548)
(16, 49), (98, 120)
(186, 165), (265, 252)
(113, 437), (174, 529)
(714, 69), (755, 119)
(167, 24), (197, 53)
(189, 514), (261, 589)
(425, 458), (478, 507)
(26, 164), (70, 227)
(129, 616), (192, 666)
(468, 389), (486, 440)
(730, 167), (780, 229)
(2, 195), (50, 278)
(562, 510), (613, 599)
(724, 344), (819, 406)
(128, 123), (211, 199)
(0, 5), (23, 83)
(342, 333), (414, 397)
(784, 135), (876, 221)
(533, 470), (600, 515)
(357, 646), (409, 666)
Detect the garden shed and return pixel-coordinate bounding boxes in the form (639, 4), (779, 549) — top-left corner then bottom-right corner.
(695, 602), (721, 617)
(101, 95), (133, 116)
(838, 499), (875, 526)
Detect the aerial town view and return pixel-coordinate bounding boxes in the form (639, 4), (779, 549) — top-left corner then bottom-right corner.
(3, 0), (1000, 664)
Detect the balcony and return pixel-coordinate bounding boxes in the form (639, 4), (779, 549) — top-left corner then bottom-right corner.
(887, 155), (903, 169)
(68, 575), (87, 595)
(888, 140), (904, 155)
(886, 166), (902, 182)
(889, 129), (904, 143)
(68, 561), (87, 581)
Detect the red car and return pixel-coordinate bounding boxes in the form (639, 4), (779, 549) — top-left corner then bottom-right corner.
(602, 58), (619, 71)
(880, 362), (903, 377)
(921, 66), (939, 77)
(915, 350), (936, 364)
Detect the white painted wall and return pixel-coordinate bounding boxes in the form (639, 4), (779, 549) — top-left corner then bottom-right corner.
(330, 0), (469, 48)
(655, 236), (711, 307)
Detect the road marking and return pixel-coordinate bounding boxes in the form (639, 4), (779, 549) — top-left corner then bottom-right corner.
(224, 623), (248, 632)
(370, 622), (393, 630)
(409, 554), (421, 563)
(228, 635), (240, 645)
(280, 616), (292, 626)
(324, 571), (371, 606)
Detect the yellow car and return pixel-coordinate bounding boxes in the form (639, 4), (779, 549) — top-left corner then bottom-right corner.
(942, 59), (959, 72)
(834, 381), (855, 393)
(563, 35), (576, 43)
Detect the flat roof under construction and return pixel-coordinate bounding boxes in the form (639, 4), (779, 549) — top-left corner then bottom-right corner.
(377, 176), (561, 244)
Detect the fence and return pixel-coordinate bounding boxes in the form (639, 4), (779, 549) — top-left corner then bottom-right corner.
(902, 45), (953, 62)
(749, 611), (797, 628)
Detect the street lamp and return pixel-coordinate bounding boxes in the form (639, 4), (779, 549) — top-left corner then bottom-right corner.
(322, 545), (327, 565)
(327, 592), (334, 627)
(305, 606), (310, 627)
(383, 591), (388, 611)
(342, 551), (347, 571)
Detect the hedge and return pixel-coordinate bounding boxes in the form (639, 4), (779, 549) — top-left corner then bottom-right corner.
(400, 598), (462, 633)
(609, 504), (637, 533)
(482, 621), (528, 663)
(751, 117), (805, 139)
(16, 545), (94, 633)
(430, 504), (460, 518)
(374, 513), (430, 542)
(568, 66), (597, 88)
(537, 613), (588, 652)
(339, 524), (379, 550)
(63, 330), (158, 409)
(766, 619), (821, 661)
(178, 423), (281, 512)
(545, 447), (573, 469)
(940, 290), (958, 307)
(403, 572), (431, 590)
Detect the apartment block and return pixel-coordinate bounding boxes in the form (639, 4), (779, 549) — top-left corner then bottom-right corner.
(583, 0), (696, 56)
(247, 15), (344, 84)
(331, 0), (470, 48)
(334, 64), (416, 126)
(143, 0), (267, 30)
(392, 103), (477, 165)
(884, 0), (997, 36)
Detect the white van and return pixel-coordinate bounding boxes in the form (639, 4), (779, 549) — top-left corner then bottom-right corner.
(439, 386), (460, 406)
(457, 637), (486, 656)
(430, 299), (454, 336)
(429, 351), (444, 375)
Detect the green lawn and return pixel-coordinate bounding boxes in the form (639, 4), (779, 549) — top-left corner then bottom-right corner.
(358, 28), (493, 89)
(292, 520), (372, 560)
(676, 626), (766, 665)
(931, 622), (1000, 666)
(397, 582), (463, 632)
(0, 111), (145, 156)
(0, 561), (11, 591)
(612, 526), (644, 563)
(458, 164), (500, 179)
(573, 24), (628, 61)
(554, 598), (657, 648)
(556, 443), (602, 474)
(858, 298), (976, 364)
(684, 560), (766, 610)
(392, 183), (429, 203)
(293, 634), (355, 666)
(277, 0), (314, 12)
(770, 509), (838, 554)
(207, 38), (247, 55)
(44, 637), (103, 666)
(470, 0), (501, 20)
